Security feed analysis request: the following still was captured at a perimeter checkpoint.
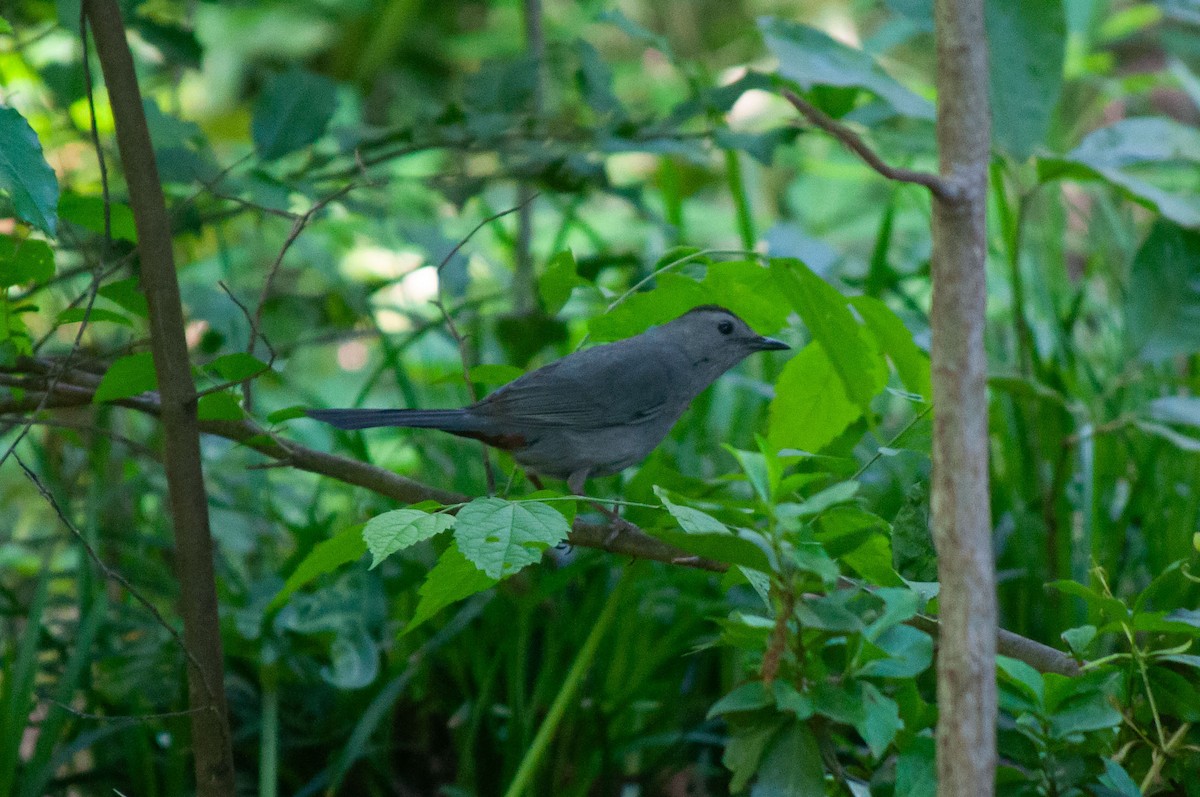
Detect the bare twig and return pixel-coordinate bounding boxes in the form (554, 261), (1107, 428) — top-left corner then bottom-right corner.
(781, 89), (954, 201)
(243, 183), (354, 411)
(431, 194), (540, 494)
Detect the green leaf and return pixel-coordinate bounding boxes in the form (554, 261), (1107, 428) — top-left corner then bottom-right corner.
(779, 481), (860, 520)
(467, 363), (524, 386)
(770, 258), (885, 407)
(206, 352), (270, 382)
(849, 295), (931, 400)
(0, 106), (59, 236)
(1098, 760), (1142, 797)
(252, 67), (339, 160)
(0, 237), (54, 287)
(859, 625), (933, 679)
(1061, 624), (1097, 657)
(759, 17), (934, 120)
(707, 681), (773, 718)
(57, 193), (138, 242)
(768, 342), (863, 453)
(406, 544), (498, 634)
(197, 391), (244, 421)
(771, 681), (814, 719)
(1038, 118), (1200, 227)
(454, 498), (570, 579)
(723, 720), (783, 794)
(56, 307), (132, 327)
(363, 509), (455, 568)
(539, 249), (584, 314)
(588, 272), (710, 342)
(997, 654), (1044, 704)
(1147, 396), (1200, 428)
(267, 405), (308, 424)
(895, 737), (937, 797)
(985, 0), (1065, 159)
(93, 352), (157, 403)
(98, 277), (149, 318)
(655, 486), (730, 534)
(1125, 221), (1200, 361)
(750, 721), (824, 796)
(653, 486), (775, 570)
(858, 682), (902, 758)
(702, 260), (791, 333)
(269, 524), (367, 611)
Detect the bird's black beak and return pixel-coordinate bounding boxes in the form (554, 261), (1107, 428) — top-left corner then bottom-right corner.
(751, 336), (790, 351)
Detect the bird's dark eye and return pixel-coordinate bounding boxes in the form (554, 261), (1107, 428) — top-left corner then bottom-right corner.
(717, 320), (733, 335)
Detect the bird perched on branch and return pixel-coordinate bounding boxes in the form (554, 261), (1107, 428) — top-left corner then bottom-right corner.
(307, 305), (788, 492)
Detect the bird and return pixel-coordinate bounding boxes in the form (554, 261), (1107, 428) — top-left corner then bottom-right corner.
(306, 305), (788, 494)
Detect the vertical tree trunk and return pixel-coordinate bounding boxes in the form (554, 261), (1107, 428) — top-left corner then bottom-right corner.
(931, 0), (996, 793)
(83, 2), (236, 793)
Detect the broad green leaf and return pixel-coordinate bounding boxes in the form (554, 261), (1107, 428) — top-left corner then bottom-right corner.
(779, 481), (860, 520)
(1038, 118), (1200, 227)
(771, 681), (814, 719)
(759, 17), (934, 120)
(723, 720), (783, 794)
(770, 258), (885, 407)
(0, 237), (54, 287)
(1060, 625), (1097, 657)
(750, 721), (824, 796)
(539, 249), (584, 314)
(406, 544), (498, 634)
(997, 655), (1044, 704)
(93, 352), (157, 403)
(467, 363), (523, 386)
(268, 405), (309, 424)
(363, 509), (455, 568)
(849, 295), (931, 399)
(707, 681), (773, 718)
(588, 272), (710, 341)
(655, 486), (730, 534)
(1125, 221), (1200, 361)
(859, 625), (933, 679)
(206, 352), (270, 382)
(1098, 760), (1142, 797)
(454, 498), (569, 579)
(895, 737), (937, 797)
(252, 67), (338, 160)
(653, 486), (774, 569)
(56, 307), (132, 327)
(98, 277), (149, 318)
(0, 106), (59, 236)
(702, 260), (791, 333)
(269, 525), (367, 611)
(58, 193), (138, 242)
(197, 391), (244, 421)
(768, 342), (862, 453)
(858, 683), (902, 758)
(986, 0), (1065, 159)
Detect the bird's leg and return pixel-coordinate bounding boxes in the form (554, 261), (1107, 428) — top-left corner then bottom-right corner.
(526, 471), (545, 491)
(568, 470), (634, 545)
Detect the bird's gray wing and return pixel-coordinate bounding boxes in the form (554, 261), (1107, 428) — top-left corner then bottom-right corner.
(475, 342), (677, 428)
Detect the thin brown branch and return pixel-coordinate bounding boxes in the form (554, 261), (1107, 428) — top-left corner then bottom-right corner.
(0, 367), (1081, 676)
(780, 89), (954, 200)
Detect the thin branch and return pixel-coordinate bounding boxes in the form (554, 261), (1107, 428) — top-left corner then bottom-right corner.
(781, 89), (954, 201)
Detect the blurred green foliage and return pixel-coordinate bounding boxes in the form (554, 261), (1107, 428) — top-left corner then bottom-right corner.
(2, 0), (1200, 794)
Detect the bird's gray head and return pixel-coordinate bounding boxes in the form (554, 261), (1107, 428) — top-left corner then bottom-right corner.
(655, 305), (789, 384)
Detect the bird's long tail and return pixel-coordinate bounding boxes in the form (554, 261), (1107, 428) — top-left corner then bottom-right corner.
(305, 408), (479, 432)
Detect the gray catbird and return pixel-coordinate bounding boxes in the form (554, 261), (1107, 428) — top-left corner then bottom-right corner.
(307, 305), (788, 492)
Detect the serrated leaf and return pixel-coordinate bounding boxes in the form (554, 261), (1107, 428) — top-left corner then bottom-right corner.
(406, 544), (498, 634)
(454, 498), (570, 579)
(363, 509), (455, 568)
(0, 106), (59, 235)
(253, 67), (338, 160)
(759, 17), (934, 120)
(269, 524), (367, 611)
(206, 352), (270, 382)
(93, 352), (157, 403)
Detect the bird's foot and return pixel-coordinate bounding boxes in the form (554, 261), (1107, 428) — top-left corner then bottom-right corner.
(603, 514), (636, 546)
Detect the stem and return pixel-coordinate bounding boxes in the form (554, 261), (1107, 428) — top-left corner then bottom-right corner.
(503, 568), (634, 797)
(724, 148), (756, 250)
(84, 1), (236, 792)
(259, 664), (279, 797)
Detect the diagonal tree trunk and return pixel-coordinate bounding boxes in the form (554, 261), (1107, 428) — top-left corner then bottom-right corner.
(83, 1), (236, 793)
